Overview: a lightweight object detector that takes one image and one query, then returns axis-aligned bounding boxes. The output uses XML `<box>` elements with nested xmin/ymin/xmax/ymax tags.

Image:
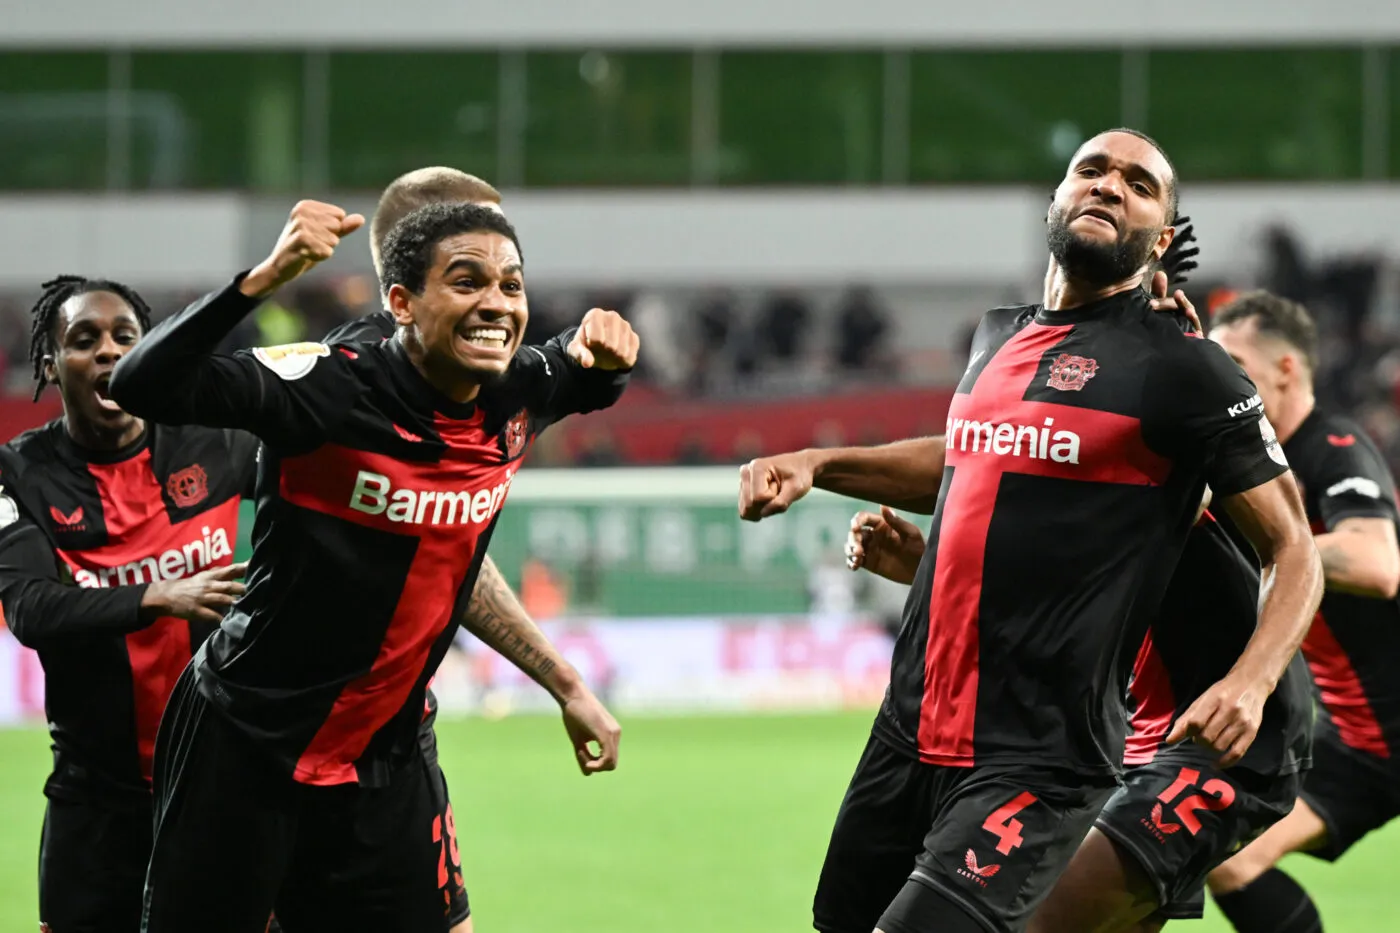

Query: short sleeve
<box><xmin>1143</xmin><ymin>337</ymin><xmax>1290</xmax><ymax>496</ymax></box>
<box><xmin>1306</xmin><ymin>430</ymin><xmax>1399</xmax><ymax>529</ymax></box>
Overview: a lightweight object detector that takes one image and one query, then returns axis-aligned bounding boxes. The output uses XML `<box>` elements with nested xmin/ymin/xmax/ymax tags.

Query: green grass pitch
<box><xmin>0</xmin><ymin>712</ymin><xmax>1395</xmax><ymax>931</ymax></box>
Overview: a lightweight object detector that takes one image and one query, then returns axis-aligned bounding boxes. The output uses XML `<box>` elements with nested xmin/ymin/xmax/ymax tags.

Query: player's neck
<box><xmin>397</xmin><ymin>334</ymin><xmax>483</xmax><ymax>405</ymax></box>
<box><xmin>1042</xmin><ymin>264</ymin><xmax>1146</xmax><ymax>311</ymax></box>
<box><xmin>1269</xmin><ymin>390</ymin><xmax>1315</xmax><ymax>446</ymax></box>
<box><xmin>62</xmin><ymin>412</ymin><xmax>145</xmax><ymax>452</ymax></box>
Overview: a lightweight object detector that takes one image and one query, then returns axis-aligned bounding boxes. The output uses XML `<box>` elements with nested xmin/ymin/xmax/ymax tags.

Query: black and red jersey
<box><xmin>109</xmin><ymin>277</ymin><xmax>628</xmax><ymax>787</ymax></box>
<box><xmin>1284</xmin><ymin>408</ymin><xmax>1400</xmax><ymax>761</ymax></box>
<box><xmin>872</xmin><ymin>291</ymin><xmax>1289</xmax><ymax>775</ymax></box>
<box><xmin>1123</xmin><ymin>512</ymin><xmax>1313</xmax><ymax>776</ymax></box>
<box><xmin>0</xmin><ymin>420</ymin><xmax>256</xmax><ymax>802</ymax></box>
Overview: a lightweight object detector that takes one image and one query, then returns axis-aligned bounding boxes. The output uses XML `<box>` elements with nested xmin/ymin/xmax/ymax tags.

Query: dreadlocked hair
<box><xmin>29</xmin><ymin>275</ymin><xmax>153</xmax><ymax>401</ymax></box>
<box><xmin>1158</xmin><ymin>215</ymin><xmax>1199</xmax><ymax>287</ymax></box>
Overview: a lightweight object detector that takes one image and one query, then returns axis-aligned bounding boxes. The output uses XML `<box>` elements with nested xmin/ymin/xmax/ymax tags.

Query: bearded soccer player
<box><xmin>111</xmin><ymin>200</ymin><xmax>636</xmax><ymax>933</ymax></box>
<box><xmin>1202</xmin><ymin>292</ymin><xmax>1400</xmax><ymax>933</ymax></box>
<box><xmin>738</xmin><ymin>129</ymin><xmax>1322</xmax><ymax>933</ymax></box>
<box><xmin>1026</xmin><ymin>229</ymin><xmax>1313</xmax><ymax>933</ymax></box>
<box><xmin>0</xmin><ymin>277</ymin><xmax>254</xmax><ymax>932</ymax></box>
<box><xmin>813</xmin><ymin>224</ymin><xmax>1314</xmax><ymax>933</ymax></box>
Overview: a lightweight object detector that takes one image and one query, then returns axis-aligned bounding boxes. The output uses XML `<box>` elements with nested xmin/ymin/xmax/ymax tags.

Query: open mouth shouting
<box><xmin>94</xmin><ymin>372</ymin><xmax>123</xmax><ymax>413</ymax></box>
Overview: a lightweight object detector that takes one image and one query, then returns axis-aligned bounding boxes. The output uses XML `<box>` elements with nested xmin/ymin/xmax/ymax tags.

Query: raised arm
<box><xmin>738</xmin><ymin>436</ymin><xmax>947</xmax><ymax>522</ymax></box>
<box><xmin>110</xmin><ymin>201</ymin><xmax>365</xmax><ymax>444</ymax></box>
<box><xmin>107</xmin><ymin>277</ymin><xmax>265</xmax><ymax>426</ymax></box>
<box><xmin>461</xmin><ymin>558</ymin><xmax>620</xmax><ymax>775</ymax></box>
<box><xmin>513</xmin><ymin>309</ymin><xmax>637</xmax><ymax>429</ymax></box>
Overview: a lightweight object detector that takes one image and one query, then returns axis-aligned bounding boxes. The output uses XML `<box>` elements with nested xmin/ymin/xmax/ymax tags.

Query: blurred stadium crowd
<box><xmin>5</xmin><ymin>221</ymin><xmax>1400</xmax><ymax>474</ymax></box>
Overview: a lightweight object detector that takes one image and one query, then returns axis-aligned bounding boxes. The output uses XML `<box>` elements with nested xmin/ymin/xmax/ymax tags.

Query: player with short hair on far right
<box><xmin>109</xmin><ymin>199</ymin><xmax>637</xmax><ymax>933</ymax></box>
<box><xmin>1204</xmin><ymin>291</ymin><xmax>1400</xmax><ymax>933</ymax></box>
<box><xmin>739</xmin><ymin>129</ymin><xmax>1323</xmax><ymax>933</ymax></box>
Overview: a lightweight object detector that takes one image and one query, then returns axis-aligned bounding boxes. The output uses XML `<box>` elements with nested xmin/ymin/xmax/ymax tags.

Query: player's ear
<box><xmin>386</xmin><ymin>284</ymin><xmax>416</xmax><ymax>327</ymax></box>
<box><xmin>42</xmin><ymin>354</ymin><xmax>58</xmax><ymax>387</ymax></box>
<box><xmin>1152</xmin><ymin>225</ymin><xmax>1176</xmax><ymax>263</ymax></box>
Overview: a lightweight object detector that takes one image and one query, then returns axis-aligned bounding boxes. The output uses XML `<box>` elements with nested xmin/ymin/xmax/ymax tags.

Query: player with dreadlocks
<box><xmin>841</xmin><ymin>219</ymin><xmax>1315</xmax><ymax>932</ymax></box>
<box><xmin>27</xmin><ymin>276</ymin><xmax>153</xmax><ymax>405</ymax></box>
<box><xmin>0</xmin><ymin>275</ymin><xmax>257</xmax><ymax>933</ymax></box>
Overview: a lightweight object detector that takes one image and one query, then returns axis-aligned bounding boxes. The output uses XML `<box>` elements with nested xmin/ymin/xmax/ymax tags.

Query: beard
<box><xmin>1046</xmin><ymin>203</ymin><xmax>1160</xmax><ymax>288</ymax></box>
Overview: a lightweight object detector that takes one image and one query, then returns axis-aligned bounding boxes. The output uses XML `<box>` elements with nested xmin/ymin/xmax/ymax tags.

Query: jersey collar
<box><xmin>381</xmin><ymin>338</ymin><xmax>480</xmax><ymax>421</ymax></box>
<box><xmin>51</xmin><ymin>419</ymin><xmax>150</xmax><ymax>465</ymax></box>
<box><xmin>1034</xmin><ymin>288</ymin><xmax>1147</xmax><ymax>326</ymax></box>
<box><xmin>1281</xmin><ymin>405</ymin><xmax>1322</xmax><ymax>453</ymax></box>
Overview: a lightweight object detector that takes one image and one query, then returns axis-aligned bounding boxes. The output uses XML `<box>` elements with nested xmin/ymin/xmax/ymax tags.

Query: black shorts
<box><xmin>38</xmin><ymin>793</ymin><xmax>152</xmax><ymax>933</ymax></box>
<box><xmin>427</xmin><ymin>756</ymin><xmax>471</xmax><ymax>926</ymax></box>
<box><xmin>1300</xmin><ymin>716</ymin><xmax>1400</xmax><ymax>862</ymax></box>
<box><xmin>1094</xmin><ymin>746</ymin><xmax>1298</xmax><ymax>921</ymax></box>
<box><xmin>813</xmin><ymin>731</ymin><xmax>1116</xmax><ymax>933</ymax></box>
<box><xmin>143</xmin><ymin>668</ymin><xmax>452</xmax><ymax>933</ymax></box>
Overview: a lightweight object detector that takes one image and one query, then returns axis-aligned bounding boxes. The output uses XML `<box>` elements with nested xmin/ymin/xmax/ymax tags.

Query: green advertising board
<box><xmin>235</xmin><ymin>467</ymin><xmax>884</xmax><ymax>617</ymax></box>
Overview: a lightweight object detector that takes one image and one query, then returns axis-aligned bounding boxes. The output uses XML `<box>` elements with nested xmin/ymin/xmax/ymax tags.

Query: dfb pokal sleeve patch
<box><xmin>1260</xmin><ymin>415</ymin><xmax>1289</xmax><ymax>467</ymax></box>
<box><xmin>253</xmin><ymin>343</ymin><xmax>331</xmax><ymax>381</ymax></box>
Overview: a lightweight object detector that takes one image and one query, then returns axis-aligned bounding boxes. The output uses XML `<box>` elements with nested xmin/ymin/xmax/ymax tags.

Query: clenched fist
<box><xmin>738</xmin><ymin>451</ymin><xmax>818</xmax><ymax>522</ymax></box>
<box><xmin>567</xmin><ymin>308</ymin><xmax>639</xmax><ymax>371</ymax></box>
<box><xmin>241</xmin><ymin>201</ymin><xmax>366</xmax><ymax>300</ymax></box>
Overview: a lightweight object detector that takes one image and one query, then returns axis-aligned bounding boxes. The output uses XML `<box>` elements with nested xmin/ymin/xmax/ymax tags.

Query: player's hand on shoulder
<box><xmin>738</xmin><ymin>452</ymin><xmax>817</xmax><ymax>522</ymax></box>
<box><xmin>560</xmin><ymin>687</ymin><xmax>621</xmax><ymax>776</ymax></box>
<box><xmin>242</xmin><ymin>200</ymin><xmax>366</xmax><ymax>299</ymax></box>
<box><xmin>1147</xmin><ymin>270</ymin><xmax>1202</xmax><ymax>334</ymax></box>
<box><xmin>1165</xmin><ymin>672</ymin><xmax>1267</xmax><ymax>767</ymax></box>
<box><xmin>140</xmin><ymin>562</ymin><xmax>248</xmax><ymax>625</ymax></box>
<box><xmin>845</xmin><ymin>506</ymin><xmax>925</xmax><ymax>585</ymax></box>
<box><xmin>566</xmin><ymin>308</ymin><xmax>639</xmax><ymax>371</ymax></box>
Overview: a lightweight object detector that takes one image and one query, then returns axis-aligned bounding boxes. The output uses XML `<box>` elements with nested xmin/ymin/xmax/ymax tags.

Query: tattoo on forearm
<box><xmin>464</xmin><ymin>560</ymin><xmax>557</xmax><ymax>679</ymax></box>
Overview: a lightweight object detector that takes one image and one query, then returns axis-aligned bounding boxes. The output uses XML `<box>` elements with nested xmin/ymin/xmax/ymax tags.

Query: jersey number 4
<box><xmin>981</xmin><ymin>791</ymin><xmax>1039</xmax><ymax>855</ymax></box>
<box><xmin>1156</xmin><ymin>767</ymin><xmax>1237</xmax><ymax>835</ymax></box>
